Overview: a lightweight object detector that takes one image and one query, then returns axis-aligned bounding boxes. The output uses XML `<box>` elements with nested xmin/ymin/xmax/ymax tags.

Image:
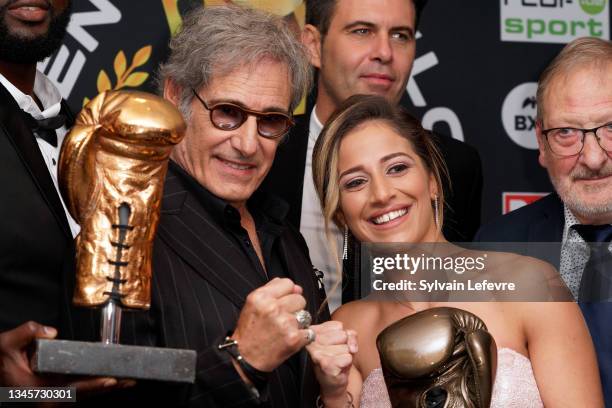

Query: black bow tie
<box><xmin>22</xmin><ymin>111</ymin><xmax>66</xmax><ymax>147</ymax></box>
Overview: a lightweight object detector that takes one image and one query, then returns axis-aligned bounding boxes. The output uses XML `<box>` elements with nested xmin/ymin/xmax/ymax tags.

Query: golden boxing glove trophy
<box><xmin>32</xmin><ymin>90</ymin><xmax>196</xmax><ymax>383</ymax></box>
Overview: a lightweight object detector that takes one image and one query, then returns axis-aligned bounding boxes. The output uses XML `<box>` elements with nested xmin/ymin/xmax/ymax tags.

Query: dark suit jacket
<box><xmin>0</xmin><ymin>82</ymin><xmax>73</xmax><ymax>331</ymax></box>
<box><xmin>65</xmin><ymin>163</ymin><xmax>329</xmax><ymax>407</ymax></box>
<box><xmin>475</xmin><ymin>192</ymin><xmax>564</xmax><ymax>243</ymax></box>
<box><xmin>475</xmin><ymin>193</ymin><xmax>611</xmax><ymax>405</ymax></box>
<box><xmin>474</xmin><ymin>193</ymin><xmax>564</xmax><ymax>267</ymax></box>
<box><xmin>262</xmin><ymin>111</ymin><xmax>484</xmax><ymax>243</ymax></box>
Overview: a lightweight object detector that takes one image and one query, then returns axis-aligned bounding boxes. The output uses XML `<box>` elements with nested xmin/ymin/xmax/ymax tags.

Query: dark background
<box><xmin>43</xmin><ymin>0</ymin><xmax>611</xmax><ymax>226</ymax></box>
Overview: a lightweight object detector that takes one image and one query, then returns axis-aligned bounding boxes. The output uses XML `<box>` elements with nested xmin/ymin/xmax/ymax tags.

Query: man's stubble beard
<box><xmin>550</xmin><ymin>161</ymin><xmax>612</xmax><ymax>219</ymax></box>
<box><xmin>0</xmin><ymin>0</ymin><xmax>72</xmax><ymax>64</ymax></box>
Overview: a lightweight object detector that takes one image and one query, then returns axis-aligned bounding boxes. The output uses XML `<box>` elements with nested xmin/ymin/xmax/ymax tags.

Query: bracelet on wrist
<box><xmin>316</xmin><ymin>391</ymin><xmax>355</xmax><ymax>408</ymax></box>
<box><xmin>218</xmin><ymin>333</ymin><xmax>269</xmax><ymax>392</ymax></box>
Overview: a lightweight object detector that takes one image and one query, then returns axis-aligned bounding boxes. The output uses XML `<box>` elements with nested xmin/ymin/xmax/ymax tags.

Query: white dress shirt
<box><xmin>300</xmin><ymin>106</ymin><xmax>343</xmax><ymax>311</ymax></box>
<box><xmin>559</xmin><ymin>204</ymin><xmax>612</xmax><ymax>299</ymax></box>
<box><xmin>0</xmin><ymin>71</ymin><xmax>80</xmax><ymax>237</ymax></box>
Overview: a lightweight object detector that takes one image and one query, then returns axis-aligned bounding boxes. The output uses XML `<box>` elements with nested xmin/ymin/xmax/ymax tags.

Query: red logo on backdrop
<box><xmin>502</xmin><ymin>192</ymin><xmax>549</xmax><ymax>214</ymax></box>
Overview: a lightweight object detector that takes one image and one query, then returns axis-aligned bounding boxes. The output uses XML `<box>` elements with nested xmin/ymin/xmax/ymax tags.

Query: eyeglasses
<box><xmin>541</xmin><ymin>122</ymin><xmax>612</xmax><ymax>157</ymax></box>
<box><xmin>192</xmin><ymin>89</ymin><xmax>294</xmax><ymax>139</ymax></box>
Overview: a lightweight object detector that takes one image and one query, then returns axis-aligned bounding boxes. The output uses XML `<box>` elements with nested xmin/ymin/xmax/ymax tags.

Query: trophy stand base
<box><xmin>32</xmin><ymin>339</ymin><xmax>196</xmax><ymax>383</ymax></box>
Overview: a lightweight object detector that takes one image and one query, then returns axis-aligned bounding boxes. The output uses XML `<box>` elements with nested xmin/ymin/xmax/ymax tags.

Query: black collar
<box><xmin>169</xmin><ymin>160</ymin><xmax>289</xmax><ymax>231</ymax></box>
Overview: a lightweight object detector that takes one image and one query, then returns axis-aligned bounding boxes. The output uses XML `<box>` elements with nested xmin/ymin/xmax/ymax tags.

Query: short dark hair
<box><xmin>306</xmin><ymin>0</ymin><xmax>427</xmax><ymax>35</ymax></box>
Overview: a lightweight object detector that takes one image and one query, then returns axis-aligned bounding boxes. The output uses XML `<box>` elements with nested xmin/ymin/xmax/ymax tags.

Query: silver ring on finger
<box><xmin>305</xmin><ymin>328</ymin><xmax>316</xmax><ymax>344</ymax></box>
<box><xmin>295</xmin><ymin>309</ymin><xmax>312</xmax><ymax>329</ymax></box>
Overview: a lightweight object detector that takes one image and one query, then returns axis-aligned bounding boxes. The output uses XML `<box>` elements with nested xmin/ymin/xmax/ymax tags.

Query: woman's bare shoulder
<box><xmin>331</xmin><ymin>299</ymin><xmax>381</xmax><ymax>331</ymax></box>
<box><xmin>472</xmin><ymin>250</ymin><xmax>572</xmax><ymax>301</ymax></box>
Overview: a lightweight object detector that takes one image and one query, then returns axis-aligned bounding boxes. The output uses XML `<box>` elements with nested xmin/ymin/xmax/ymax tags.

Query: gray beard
<box><xmin>550</xmin><ymin>164</ymin><xmax>612</xmax><ymax>218</ymax></box>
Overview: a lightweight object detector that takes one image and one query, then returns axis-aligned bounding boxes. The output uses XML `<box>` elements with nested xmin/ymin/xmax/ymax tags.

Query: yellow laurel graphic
<box><xmin>207</xmin><ymin>0</ymin><xmax>301</xmax><ymax>15</ymax></box>
<box><xmin>114</xmin><ymin>51</ymin><xmax>127</xmax><ymax>79</ymax></box>
<box><xmin>163</xmin><ymin>1</ymin><xmax>303</xmax><ymax>36</ymax></box>
<box><xmin>84</xmin><ymin>46</ymin><xmax>153</xmax><ymax>106</ymax></box>
<box><xmin>161</xmin><ymin>0</ymin><xmax>182</xmax><ymax>35</ymax></box>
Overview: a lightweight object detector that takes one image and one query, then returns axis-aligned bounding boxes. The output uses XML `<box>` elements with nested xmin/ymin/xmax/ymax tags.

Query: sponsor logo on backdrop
<box><xmin>407</xmin><ymin>32</ymin><xmax>464</xmax><ymax>141</ymax></box>
<box><xmin>82</xmin><ymin>46</ymin><xmax>153</xmax><ymax>106</ymax></box>
<box><xmin>38</xmin><ymin>0</ymin><xmax>122</xmax><ymax>99</ymax></box>
<box><xmin>502</xmin><ymin>192</ymin><xmax>548</xmax><ymax>214</ymax></box>
<box><xmin>502</xmin><ymin>82</ymin><xmax>539</xmax><ymax>149</ymax></box>
<box><xmin>501</xmin><ymin>0</ymin><xmax>610</xmax><ymax>44</ymax></box>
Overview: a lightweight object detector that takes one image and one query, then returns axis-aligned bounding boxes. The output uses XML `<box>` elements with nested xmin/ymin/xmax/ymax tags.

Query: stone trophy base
<box><xmin>32</xmin><ymin>339</ymin><xmax>196</xmax><ymax>383</ymax></box>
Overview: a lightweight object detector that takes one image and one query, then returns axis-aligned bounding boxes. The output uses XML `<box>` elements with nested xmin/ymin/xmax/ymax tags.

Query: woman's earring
<box><xmin>433</xmin><ymin>195</ymin><xmax>440</xmax><ymax>230</ymax></box>
<box><xmin>342</xmin><ymin>225</ymin><xmax>348</xmax><ymax>260</ymax></box>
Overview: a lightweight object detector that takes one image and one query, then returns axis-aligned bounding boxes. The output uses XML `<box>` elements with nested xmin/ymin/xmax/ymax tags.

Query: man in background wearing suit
<box><xmin>476</xmin><ymin>37</ymin><xmax>612</xmax><ymax>402</ymax></box>
<box><xmin>263</xmin><ymin>0</ymin><xmax>483</xmax><ymax>310</ymax></box>
<box><xmin>0</xmin><ymin>0</ymin><xmax>119</xmax><ymax>393</ymax></box>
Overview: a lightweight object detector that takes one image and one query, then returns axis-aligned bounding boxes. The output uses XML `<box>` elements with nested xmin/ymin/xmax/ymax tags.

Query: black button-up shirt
<box><xmin>173</xmin><ymin>163</ymin><xmax>301</xmax><ymax>403</ymax></box>
<box><xmin>176</xmin><ymin>163</ymin><xmax>293</xmax><ymax>281</ymax></box>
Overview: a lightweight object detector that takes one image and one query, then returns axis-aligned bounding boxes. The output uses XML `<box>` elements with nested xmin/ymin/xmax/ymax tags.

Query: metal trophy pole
<box><xmin>100</xmin><ymin>300</ymin><xmax>122</xmax><ymax>344</ymax></box>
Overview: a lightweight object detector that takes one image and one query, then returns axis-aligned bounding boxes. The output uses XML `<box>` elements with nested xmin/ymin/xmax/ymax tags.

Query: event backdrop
<box><xmin>43</xmin><ymin>0</ymin><xmax>611</xmax><ymax>225</ymax></box>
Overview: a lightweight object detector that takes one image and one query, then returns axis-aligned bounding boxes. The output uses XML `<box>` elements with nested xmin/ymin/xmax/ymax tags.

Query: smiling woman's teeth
<box><xmin>372</xmin><ymin>208</ymin><xmax>407</xmax><ymax>225</ymax></box>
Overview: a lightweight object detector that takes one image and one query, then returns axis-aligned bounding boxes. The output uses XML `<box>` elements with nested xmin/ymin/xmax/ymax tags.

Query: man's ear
<box><xmin>535</xmin><ymin>120</ymin><xmax>548</xmax><ymax>169</ymax></box>
<box><xmin>163</xmin><ymin>78</ymin><xmax>182</xmax><ymax>107</ymax></box>
<box><xmin>302</xmin><ymin>24</ymin><xmax>322</xmax><ymax>69</ymax></box>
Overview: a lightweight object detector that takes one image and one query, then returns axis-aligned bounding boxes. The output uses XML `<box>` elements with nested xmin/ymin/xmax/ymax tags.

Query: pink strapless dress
<box><xmin>360</xmin><ymin>348</ymin><xmax>543</xmax><ymax>408</ymax></box>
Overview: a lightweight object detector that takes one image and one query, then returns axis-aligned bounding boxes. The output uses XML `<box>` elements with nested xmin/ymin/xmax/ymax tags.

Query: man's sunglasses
<box><xmin>192</xmin><ymin>89</ymin><xmax>294</xmax><ymax>139</ymax></box>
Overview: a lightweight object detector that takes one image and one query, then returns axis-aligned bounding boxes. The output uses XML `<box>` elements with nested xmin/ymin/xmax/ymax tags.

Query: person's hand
<box><xmin>232</xmin><ymin>278</ymin><xmax>311</xmax><ymax>372</ymax></box>
<box><xmin>1</xmin><ymin>321</ymin><xmax>64</xmax><ymax>387</ymax></box>
<box><xmin>0</xmin><ymin>321</ymin><xmax>134</xmax><ymax>394</ymax></box>
<box><xmin>306</xmin><ymin>321</ymin><xmax>358</xmax><ymax>403</ymax></box>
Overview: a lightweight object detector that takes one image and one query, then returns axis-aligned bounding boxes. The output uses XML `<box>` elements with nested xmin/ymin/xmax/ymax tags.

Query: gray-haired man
<box><xmin>70</xmin><ymin>5</ymin><xmax>331</xmax><ymax>407</ymax></box>
<box><xmin>476</xmin><ymin>37</ymin><xmax>612</xmax><ymax>402</ymax></box>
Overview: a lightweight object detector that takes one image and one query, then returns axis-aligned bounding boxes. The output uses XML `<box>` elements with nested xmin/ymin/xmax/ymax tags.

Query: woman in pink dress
<box><xmin>304</xmin><ymin>95</ymin><xmax>603</xmax><ymax>407</ymax></box>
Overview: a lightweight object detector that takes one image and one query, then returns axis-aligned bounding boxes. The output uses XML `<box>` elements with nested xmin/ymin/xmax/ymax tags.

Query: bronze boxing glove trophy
<box><xmin>377</xmin><ymin>307</ymin><xmax>497</xmax><ymax>408</ymax></box>
<box><xmin>32</xmin><ymin>91</ymin><xmax>196</xmax><ymax>383</ymax></box>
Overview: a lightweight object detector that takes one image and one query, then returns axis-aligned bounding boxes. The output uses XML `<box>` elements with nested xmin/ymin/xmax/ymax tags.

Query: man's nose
<box><xmin>230</xmin><ymin>116</ymin><xmax>258</xmax><ymax>157</ymax></box>
<box><xmin>579</xmin><ymin>131</ymin><xmax>609</xmax><ymax>171</ymax></box>
<box><xmin>371</xmin><ymin>34</ymin><xmax>393</xmax><ymax>63</ymax></box>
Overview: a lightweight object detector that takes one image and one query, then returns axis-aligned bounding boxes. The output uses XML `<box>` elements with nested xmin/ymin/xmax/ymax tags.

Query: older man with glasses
<box><xmin>540</xmin><ymin>123</ymin><xmax>612</xmax><ymax>161</ymax></box>
<box><xmin>66</xmin><ymin>5</ymin><xmax>361</xmax><ymax>407</ymax></box>
<box><xmin>476</xmin><ymin>37</ymin><xmax>612</xmax><ymax>402</ymax></box>
<box><xmin>190</xmin><ymin>89</ymin><xmax>296</xmax><ymax>138</ymax></box>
